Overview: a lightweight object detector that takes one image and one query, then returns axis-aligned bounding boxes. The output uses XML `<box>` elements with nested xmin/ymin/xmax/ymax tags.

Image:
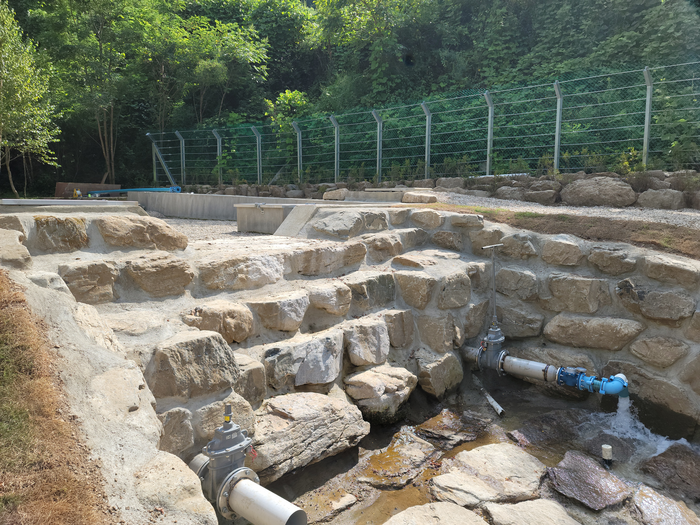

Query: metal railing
<box><xmin>147</xmin><ymin>61</ymin><xmax>700</xmax><ymax>187</ymax></box>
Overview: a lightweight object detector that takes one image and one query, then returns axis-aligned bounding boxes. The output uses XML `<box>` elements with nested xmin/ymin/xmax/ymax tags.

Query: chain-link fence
<box><xmin>147</xmin><ymin>61</ymin><xmax>700</xmax><ymax>187</ymax></box>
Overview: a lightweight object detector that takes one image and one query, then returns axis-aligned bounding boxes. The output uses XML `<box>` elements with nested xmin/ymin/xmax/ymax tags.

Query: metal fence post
<box><xmin>175</xmin><ymin>130</ymin><xmax>186</xmax><ymax>185</ymax></box>
<box><xmin>251</xmin><ymin>126</ymin><xmax>262</xmax><ymax>185</ymax></box>
<box><xmin>484</xmin><ymin>91</ymin><xmax>494</xmax><ymax>176</ymax></box>
<box><xmin>291</xmin><ymin>122</ymin><xmax>303</xmax><ymax>184</ymax></box>
<box><xmin>146</xmin><ymin>133</ymin><xmax>177</xmax><ymax>187</ymax></box>
<box><xmin>643</xmin><ymin>67</ymin><xmax>653</xmax><ymax>167</ymax></box>
<box><xmin>553</xmin><ymin>81</ymin><xmax>563</xmax><ymax>172</ymax></box>
<box><xmin>421</xmin><ymin>102</ymin><xmax>432</xmax><ymax>178</ymax></box>
<box><xmin>372</xmin><ymin>110</ymin><xmax>383</xmax><ymax>183</ymax></box>
<box><xmin>212</xmin><ymin>129</ymin><xmax>223</xmax><ymax>186</ymax></box>
<box><xmin>151</xmin><ymin>142</ymin><xmax>157</xmax><ymax>185</ymax></box>
<box><xmin>329</xmin><ymin>115</ymin><xmax>340</xmax><ymax>183</ymax></box>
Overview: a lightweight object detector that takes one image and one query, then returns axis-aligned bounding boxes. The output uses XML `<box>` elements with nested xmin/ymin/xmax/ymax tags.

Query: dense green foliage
<box><xmin>2</xmin><ymin>0</ymin><xmax>700</xmax><ymax>193</ymax></box>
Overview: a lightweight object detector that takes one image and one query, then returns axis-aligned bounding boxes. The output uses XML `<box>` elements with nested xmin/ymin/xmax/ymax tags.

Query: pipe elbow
<box><xmin>598</xmin><ymin>375</ymin><xmax>629</xmax><ymax>397</ymax></box>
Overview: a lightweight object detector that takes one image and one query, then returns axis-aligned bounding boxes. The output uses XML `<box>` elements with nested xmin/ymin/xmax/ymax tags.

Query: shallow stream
<box><xmin>266</xmin><ymin>372</ymin><xmax>700</xmax><ymax>524</ymax></box>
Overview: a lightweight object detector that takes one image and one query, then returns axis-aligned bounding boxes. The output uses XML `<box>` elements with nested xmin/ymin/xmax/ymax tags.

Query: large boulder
<box><xmin>523</xmin><ymin>190</ymin><xmax>558</xmax><ymax>205</ymax></box>
<box><xmin>0</xmin><ymin>215</ymin><xmax>25</xmax><ymax>238</ymax></box>
<box><xmin>541</xmin><ymin>235</ymin><xmax>584</xmax><ymax>266</ymax></box>
<box><xmin>182</xmin><ymin>300</ymin><xmax>254</xmax><ymax>343</ymax></box>
<box><xmin>540</xmin><ymin>273</ymin><xmax>611</xmax><ymax>313</ymax></box>
<box><xmin>145</xmin><ymin>331</ymin><xmax>239</xmax><ymax>399</ymax></box>
<box><xmin>560</xmin><ymin>177</ymin><xmax>637</xmax><ymax>207</ymax></box>
<box><xmin>416</xmin><ymin>349</ymin><xmax>463</xmax><ymax>398</ymax></box>
<box><xmin>616</xmin><ymin>279</ymin><xmax>695</xmax><ymax>327</ymax></box>
<box><xmin>450</xmin><ymin>214</ymin><xmax>484</xmax><ymax>230</ymax></box>
<box><xmin>95</xmin><ymin>216</ymin><xmax>188</xmax><ymax>250</ymax></box>
<box><xmin>125</xmin><ymin>253</ymin><xmax>194</xmax><ymax>297</ymax></box>
<box><xmin>431</xmin><ymin>231</ymin><xmax>463</xmax><ymax>251</ymax></box>
<box><xmin>395</xmin><ymin>271</ymin><xmax>437</xmax><ymax>309</ymax></box>
<box><xmin>249</xmin><ymin>393</ymin><xmax>370</xmax><ymax>484</ymax></box>
<box><xmin>343</xmin><ymin>318</ymin><xmax>390</xmax><ymax>366</ymax></box>
<box><xmin>0</xmin><ymin>229</ymin><xmax>31</xmax><ymax>269</ymax></box>
<box><xmin>198</xmin><ymin>254</ymin><xmax>284</xmax><ymax>291</ymax></box>
<box><xmin>629</xmin><ymin>337</ymin><xmax>689</xmax><ymax>369</ymax></box>
<box><xmin>436</xmin><ymin>177</ymin><xmax>466</xmax><ymax>189</ymax></box>
<box><xmin>431</xmin><ymin>443</ymin><xmax>546</xmax><ymax>507</ymax></box>
<box><xmin>248</xmin><ymin>291</ymin><xmax>310</xmax><ymax>332</ymax></box>
<box><xmin>397</xmin><ymin>227</ymin><xmax>430</xmax><ymax>249</ymax></box>
<box><xmin>469</xmin><ymin>226</ymin><xmax>504</xmax><ymax>252</ymax></box>
<box><xmin>389</xmin><ymin>208</ymin><xmax>410</xmax><ymax>225</ymax></box>
<box><xmin>307</xmin><ymin>281</ymin><xmax>352</xmax><ymax>316</ymax></box>
<box><xmin>633</xmin><ymin>484</ymin><xmax>700</xmax><ymax>525</ymax></box>
<box><xmin>438</xmin><ymin>272</ymin><xmax>471</xmax><ymax>309</ymax></box>
<box><xmin>496</xmin><ymin>268</ymin><xmax>538</xmax><ymax>301</ymax></box>
<box><xmin>384</xmin><ymin>503</ymin><xmax>485</xmax><ymax>525</ymax></box>
<box><xmin>485</xmin><ymin>500</ymin><xmax>579</xmax><ymax>525</ymax></box>
<box><xmin>643</xmin><ymin>255</ymin><xmax>700</xmax><ymax>288</ymax></box>
<box><xmin>312</xmin><ymin>211</ymin><xmax>364</xmax><ymax>238</ymax></box>
<box><xmin>58</xmin><ymin>260</ymin><xmax>119</xmax><ymax>304</ymax></box>
<box><xmin>495</xmin><ymin>186</ymin><xmax>525</xmax><ymax>201</ymax></box>
<box><xmin>402</xmin><ymin>192</ymin><xmax>437</xmax><ymax>204</ymax></box>
<box><xmin>588</xmin><ymin>247</ymin><xmax>636</xmax><ymax>275</ymax></box>
<box><xmin>344</xmin><ymin>365</ymin><xmax>417</xmax><ymax>423</ymax></box>
<box><xmin>637</xmin><ymin>189</ymin><xmax>685</xmax><ymax>210</ymax></box>
<box><xmin>548</xmin><ymin>451</ymin><xmax>632</xmax><ymax>510</ymax></box>
<box><xmin>264</xmin><ymin>329</ymin><xmax>344</xmax><ymax>388</ymax></box>
<box><xmin>544</xmin><ymin>314</ymin><xmax>645</xmax><ymax>350</ymax></box>
<box><xmin>530</xmin><ymin>180</ymin><xmax>562</xmax><ymax>192</ymax></box>
<box><xmin>34</xmin><ymin>216</ymin><xmax>89</xmax><ymax>252</ymax></box>
<box><xmin>341</xmin><ymin>271</ymin><xmax>396</xmax><ymax>310</ymax></box>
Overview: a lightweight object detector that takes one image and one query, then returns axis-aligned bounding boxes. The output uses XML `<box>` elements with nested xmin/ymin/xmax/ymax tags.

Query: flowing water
<box><xmin>265</xmin><ymin>375</ymin><xmax>700</xmax><ymax>524</ymax></box>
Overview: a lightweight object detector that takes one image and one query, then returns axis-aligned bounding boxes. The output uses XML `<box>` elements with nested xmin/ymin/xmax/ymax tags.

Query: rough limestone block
<box><xmin>395</xmin><ymin>271</ymin><xmax>437</xmax><ymax>309</ymax></box>
<box><xmin>198</xmin><ymin>254</ymin><xmax>284</xmax><ymax>291</ymax></box>
<box><xmin>34</xmin><ymin>216</ymin><xmax>89</xmax><ymax>252</ymax></box>
<box><xmin>540</xmin><ymin>273</ymin><xmax>611</xmax><ymax>313</ymax></box>
<box><xmin>145</xmin><ymin>331</ymin><xmax>240</xmax><ymax>399</ymax></box>
<box><xmin>0</xmin><ymin>229</ymin><xmax>31</xmax><ymax>269</ymax></box>
<box><xmin>361</xmin><ymin>232</ymin><xmax>403</xmax><ymax>262</ymax></box>
<box><xmin>450</xmin><ymin>214</ymin><xmax>484</xmax><ymax>230</ymax></box>
<box><xmin>125</xmin><ymin>253</ymin><xmax>194</xmax><ymax>297</ymax></box>
<box><xmin>343</xmin><ymin>319</ymin><xmax>390</xmax><ymax>366</ymax></box>
<box><xmin>437</xmin><ymin>272</ymin><xmax>471</xmax><ymax>309</ymax></box>
<box><xmin>384</xmin><ymin>503</ymin><xmax>485</xmax><ymax>525</ymax></box>
<box><xmin>95</xmin><ymin>216</ymin><xmax>188</xmax><ymax>250</ymax></box>
<box><xmin>323</xmin><ymin>188</ymin><xmax>348</xmax><ymax>200</ymax></box>
<box><xmin>342</xmin><ymin>272</ymin><xmax>396</xmax><ymax>310</ymax></box>
<box><xmin>616</xmin><ymin>278</ymin><xmax>695</xmax><ymax>327</ymax></box>
<box><xmin>544</xmin><ymin>314</ymin><xmax>645</xmax><ymax>351</ymax></box>
<box><xmin>588</xmin><ymin>248</ymin><xmax>636</xmax><ymax>275</ymax></box>
<box><xmin>384</xmin><ymin>310</ymin><xmax>415</xmax><ymax>348</ymax></box>
<box><xmin>431</xmin><ymin>231</ymin><xmax>463</xmax><ymax>251</ymax></box>
<box><xmin>496</xmin><ymin>268</ymin><xmax>537</xmax><ymax>301</ymax></box>
<box><xmin>158</xmin><ymin>407</ymin><xmax>194</xmax><ymax>456</ymax></box>
<box><xmin>560</xmin><ymin>177</ymin><xmax>637</xmax><ymax>207</ymax></box>
<box><xmin>0</xmin><ymin>216</ymin><xmax>25</xmax><ymax>239</ymax></box>
<box><xmin>644</xmin><ymin>255</ymin><xmax>700</xmax><ymax>288</ymax></box>
<box><xmin>417</xmin><ymin>314</ymin><xmax>455</xmax><ymax>353</ymax></box>
<box><xmin>182</xmin><ymin>300</ymin><xmax>254</xmax><ymax>343</ymax></box>
<box><xmin>629</xmin><ymin>337</ymin><xmax>689</xmax><ymax>369</ymax></box>
<box><xmin>233</xmin><ymin>353</ymin><xmax>266</xmax><ymax>406</ymax></box>
<box><xmin>497</xmin><ymin>305</ymin><xmax>544</xmax><ymax>338</ymax></box>
<box><xmin>388</xmin><ymin>208</ymin><xmax>410</xmax><ymax>225</ymax></box>
<box><xmin>542</xmin><ymin>234</ymin><xmax>584</xmax><ymax>266</ymax></box>
<box><xmin>468</xmin><ymin>225</ymin><xmax>504</xmax><ymax>252</ymax></box>
<box><xmin>248</xmin><ymin>291</ymin><xmax>310</xmax><ymax>332</ymax></box>
<box><xmin>500</xmin><ymin>233</ymin><xmax>538</xmax><ymax>259</ymax></box>
<box><xmin>464</xmin><ymin>300</ymin><xmax>490</xmax><ymax>338</ymax></box>
<box><xmin>58</xmin><ymin>260</ymin><xmax>119</xmax><ymax>304</ymax></box>
<box><xmin>307</xmin><ymin>281</ymin><xmax>352</xmax><ymax>316</ymax></box>
<box><xmin>410</xmin><ymin>209</ymin><xmax>445</xmax><ymax>230</ymax></box>
<box><xmin>397</xmin><ymin>228</ymin><xmax>429</xmax><ymax>249</ymax></box>
<box><xmin>193</xmin><ymin>391</ymin><xmax>254</xmax><ymax>440</ymax></box>
<box><xmin>402</xmin><ymin>192</ymin><xmax>437</xmax><ymax>203</ymax></box>
<box><xmin>265</xmin><ymin>329</ymin><xmax>344</xmax><ymax>388</ymax></box>
<box><xmin>416</xmin><ymin>349</ymin><xmax>463</xmax><ymax>398</ymax></box>
<box><xmin>344</xmin><ymin>365</ymin><xmax>417</xmax><ymax>423</ymax></box>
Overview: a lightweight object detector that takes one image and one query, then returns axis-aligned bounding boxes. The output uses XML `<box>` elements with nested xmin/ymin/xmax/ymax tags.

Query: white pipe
<box><xmin>229</xmin><ymin>479</ymin><xmax>307</xmax><ymax>525</ymax></box>
<box><xmin>502</xmin><ymin>356</ymin><xmax>558</xmax><ymax>383</ymax></box>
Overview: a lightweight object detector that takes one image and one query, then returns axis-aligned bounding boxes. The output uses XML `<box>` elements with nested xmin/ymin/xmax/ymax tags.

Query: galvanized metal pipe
<box><xmin>501</xmin><ymin>356</ymin><xmax>558</xmax><ymax>383</ymax></box>
<box><xmin>372</xmin><ymin>109</ymin><xmax>383</xmax><ymax>182</ymax></box>
<box><xmin>484</xmin><ymin>91</ymin><xmax>494</xmax><ymax>176</ymax></box>
<box><xmin>421</xmin><ymin>102</ymin><xmax>432</xmax><ymax>178</ymax></box>
<box><xmin>643</xmin><ymin>67</ymin><xmax>653</xmax><ymax>167</ymax></box>
<box><xmin>291</xmin><ymin>121</ymin><xmax>303</xmax><ymax>182</ymax></box>
<box><xmin>553</xmin><ymin>80</ymin><xmax>563</xmax><ymax>172</ymax></box>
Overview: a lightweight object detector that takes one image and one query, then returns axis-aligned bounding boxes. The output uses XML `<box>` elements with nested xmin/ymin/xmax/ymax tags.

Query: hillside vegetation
<box><xmin>1</xmin><ymin>0</ymin><xmax>699</xmax><ymax>193</ymax></box>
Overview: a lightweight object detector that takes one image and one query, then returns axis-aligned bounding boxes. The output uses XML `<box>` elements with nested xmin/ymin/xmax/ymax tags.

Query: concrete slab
<box><xmin>274</xmin><ymin>205</ymin><xmax>318</xmax><ymax>237</ymax></box>
<box><xmin>0</xmin><ymin>203</ymin><xmax>147</xmax><ymax>215</ymax></box>
<box><xmin>235</xmin><ymin>204</ymin><xmax>296</xmax><ymax>234</ymax></box>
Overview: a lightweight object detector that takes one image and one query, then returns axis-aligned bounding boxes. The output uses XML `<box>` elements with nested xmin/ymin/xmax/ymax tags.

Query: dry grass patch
<box><xmin>398</xmin><ymin>203</ymin><xmax>700</xmax><ymax>260</ymax></box>
<box><xmin>0</xmin><ymin>271</ymin><xmax>114</xmax><ymax>525</ymax></box>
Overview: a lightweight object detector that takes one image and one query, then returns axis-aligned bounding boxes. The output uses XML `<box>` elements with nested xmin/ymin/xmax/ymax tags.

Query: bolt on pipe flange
<box><xmin>217</xmin><ymin>467</ymin><xmax>260</xmax><ymax>520</ymax></box>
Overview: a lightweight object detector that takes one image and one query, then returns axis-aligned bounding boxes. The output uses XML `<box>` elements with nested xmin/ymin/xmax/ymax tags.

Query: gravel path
<box><xmin>437</xmin><ymin>192</ymin><xmax>700</xmax><ymax>230</ymax></box>
<box><xmin>162</xmin><ymin>218</ymin><xmax>247</xmax><ymax>241</ymax></box>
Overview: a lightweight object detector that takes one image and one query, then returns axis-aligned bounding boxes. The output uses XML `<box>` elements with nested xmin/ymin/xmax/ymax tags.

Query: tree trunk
<box><xmin>5</xmin><ymin>146</ymin><xmax>19</xmax><ymax>199</ymax></box>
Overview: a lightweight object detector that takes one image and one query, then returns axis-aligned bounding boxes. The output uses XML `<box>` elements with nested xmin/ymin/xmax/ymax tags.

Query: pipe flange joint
<box><xmin>216</xmin><ymin>467</ymin><xmax>260</xmax><ymax>520</ymax></box>
<box><xmin>496</xmin><ymin>350</ymin><xmax>509</xmax><ymax>376</ymax></box>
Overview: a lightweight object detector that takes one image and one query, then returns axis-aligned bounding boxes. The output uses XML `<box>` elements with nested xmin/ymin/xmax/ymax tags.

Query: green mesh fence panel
<box><xmin>148</xmin><ymin>61</ymin><xmax>700</xmax><ymax>186</ymax></box>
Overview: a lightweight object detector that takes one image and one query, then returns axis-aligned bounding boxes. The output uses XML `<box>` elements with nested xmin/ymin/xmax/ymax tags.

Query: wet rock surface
<box><xmin>415</xmin><ymin>409</ymin><xmax>489</xmax><ymax>448</ymax></box>
<box><xmin>548</xmin><ymin>451</ymin><xmax>632</xmax><ymax>510</ymax></box>
<box><xmin>641</xmin><ymin>443</ymin><xmax>700</xmax><ymax>502</ymax></box>
<box><xmin>633</xmin><ymin>484</ymin><xmax>700</xmax><ymax>525</ymax></box>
